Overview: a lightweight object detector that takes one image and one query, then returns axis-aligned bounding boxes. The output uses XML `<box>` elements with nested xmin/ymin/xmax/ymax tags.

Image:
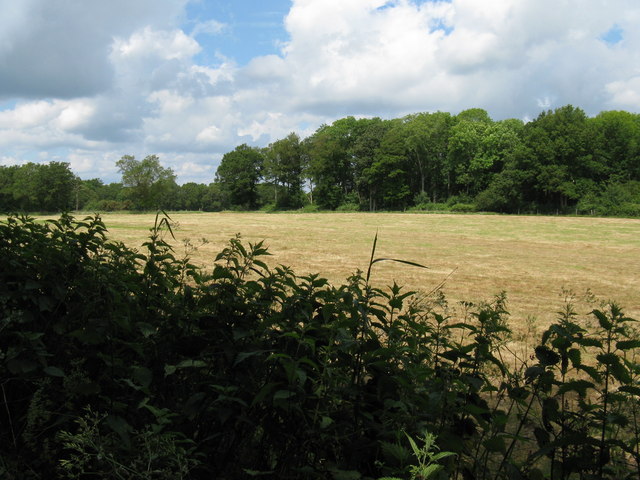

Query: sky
<box><xmin>1</xmin><ymin>0</ymin><xmax>640</xmax><ymax>184</ymax></box>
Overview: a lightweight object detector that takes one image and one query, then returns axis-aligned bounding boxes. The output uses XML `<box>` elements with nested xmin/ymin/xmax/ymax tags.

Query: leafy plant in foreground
<box><xmin>2</xmin><ymin>213</ymin><xmax>640</xmax><ymax>479</ymax></box>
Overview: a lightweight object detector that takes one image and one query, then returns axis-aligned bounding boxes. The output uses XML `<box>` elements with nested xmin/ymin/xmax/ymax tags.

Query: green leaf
<box><xmin>533</xmin><ymin>427</ymin><xmax>550</xmax><ymax>449</ymax></box>
<box><xmin>320</xmin><ymin>416</ymin><xmax>334</xmax><ymax>429</ymax></box>
<box><xmin>234</xmin><ymin>350</ymin><xmax>267</xmax><ymax>366</ymax></box>
<box><xmin>592</xmin><ymin>309</ymin><xmax>613</xmax><ymax>330</ymax></box>
<box><xmin>483</xmin><ymin>435</ymin><xmax>506</xmax><ymax>453</ymax></box>
<box><xmin>578</xmin><ymin>364</ymin><xmax>602</xmax><ymax>382</ymax></box>
<box><xmin>44</xmin><ymin>366</ymin><xmax>65</xmax><ymax>377</ymax></box>
<box><xmin>406</xmin><ymin>433</ymin><xmax>420</xmax><ymax>457</ymax></box>
<box><xmin>251</xmin><ymin>382</ymin><xmax>278</xmax><ymax>407</ymax></box>
<box><xmin>535</xmin><ymin>346</ymin><xmax>560</xmax><ymax>366</ymax></box>
<box><xmin>132</xmin><ymin>366</ymin><xmax>152</xmax><ymax>388</ymax></box>
<box><xmin>618</xmin><ymin>385</ymin><xmax>640</xmax><ymax>396</ymax></box>
<box><xmin>7</xmin><ymin>358</ymin><xmax>38</xmax><ymax>375</ymax></box>
<box><xmin>557</xmin><ymin>379</ymin><xmax>595</xmax><ymax>397</ymax></box>
<box><xmin>243</xmin><ymin>469</ymin><xmax>275</xmax><ymax>476</ymax></box>
<box><xmin>577</xmin><ymin>337</ymin><xmax>603</xmax><ymax>348</ymax></box>
<box><xmin>329</xmin><ymin>469</ymin><xmax>361</xmax><ymax>480</ymax></box>
<box><xmin>610</xmin><ymin>361</ymin><xmax>632</xmax><ymax>384</ymax></box>
<box><xmin>105</xmin><ymin>415</ymin><xmax>133</xmax><ymax>449</ymax></box>
<box><xmin>524</xmin><ymin>366</ymin><xmax>545</xmax><ymax>382</ymax></box>
<box><xmin>176</xmin><ymin>359</ymin><xmax>207</xmax><ymax>368</ymax></box>
<box><xmin>430</xmin><ymin>451</ymin><xmax>456</xmax><ymax>462</ymax></box>
<box><xmin>597</xmin><ymin>353</ymin><xmax>620</xmax><ymax>366</ymax></box>
<box><xmin>183</xmin><ymin>392</ymin><xmax>207</xmax><ymax>418</ymax></box>
<box><xmin>380</xmin><ymin>441</ymin><xmax>411</xmax><ymax>463</ymax></box>
<box><xmin>616</xmin><ymin>340</ymin><xmax>640</xmax><ymax>351</ymax></box>
<box><xmin>567</xmin><ymin>348</ymin><xmax>581</xmax><ymax>367</ymax></box>
<box><xmin>415</xmin><ymin>464</ymin><xmax>442</xmax><ymax>478</ymax></box>
<box><xmin>137</xmin><ymin>322</ymin><xmax>156</xmax><ymax>337</ymax></box>
<box><xmin>607</xmin><ymin>412</ymin><xmax>629</xmax><ymax>427</ymax></box>
<box><xmin>273</xmin><ymin>390</ymin><xmax>296</xmax><ymax>401</ymax></box>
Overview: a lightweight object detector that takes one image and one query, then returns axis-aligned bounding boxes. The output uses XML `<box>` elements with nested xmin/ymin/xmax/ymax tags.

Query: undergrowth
<box><xmin>1</xmin><ymin>213</ymin><xmax>639</xmax><ymax>479</ymax></box>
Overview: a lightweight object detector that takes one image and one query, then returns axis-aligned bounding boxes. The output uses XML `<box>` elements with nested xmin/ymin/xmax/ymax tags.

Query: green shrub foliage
<box><xmin>1</xmin><ymin>214</ymin><xmax>640</xmax><ymax>479</ymax></box>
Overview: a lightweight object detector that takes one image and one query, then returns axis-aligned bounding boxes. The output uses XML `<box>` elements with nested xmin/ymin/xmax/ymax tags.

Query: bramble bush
<box><xmin>1</xmin><ymin>213</ymin><xmax>640</xmax><ymax>479</ymax></box>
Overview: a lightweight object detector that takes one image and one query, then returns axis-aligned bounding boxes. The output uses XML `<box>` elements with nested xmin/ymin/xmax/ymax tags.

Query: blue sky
<box><xmin>0</xmin><ymin>0</ymin><xmax>639</xmax><ymax>184</ymax></box>
<box><xmin>187</xmin><ymin>0</ymin><xmax>291</xmax><ymax>65</ymax></box>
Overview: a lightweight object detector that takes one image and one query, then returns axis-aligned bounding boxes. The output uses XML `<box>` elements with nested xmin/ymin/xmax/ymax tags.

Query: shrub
<box><xmin>449</xmin><ymin>203</ymin><xmax>477</xmax><ymax>213</ymax></box>
<box><xmin>336</xmin><ymin>202</ymin><xmax>360</xmax><ymax>212</ymax></box>
<box><xmin>408</xmin><ymin>202</ymin><xmax>449</xmax><ymax>212</ymax></box>
<box><xmin>299</xmin><ymin>203</ymin><xmax>321</xmax><ymax>213</ymax></box>
<box><xmin>1</xmin><ymin>213</ymin><xmax>639</xmax><ymax>479</ymax></box>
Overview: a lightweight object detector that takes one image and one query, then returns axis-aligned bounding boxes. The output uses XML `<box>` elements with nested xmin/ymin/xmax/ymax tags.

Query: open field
<box><xmin>59</xmin><ymin>212</ymin><xmax>640</xmax><ymax>336</ymax></box>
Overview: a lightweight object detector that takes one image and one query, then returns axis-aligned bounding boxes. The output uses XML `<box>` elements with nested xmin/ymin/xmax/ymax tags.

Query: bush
<box><xmin>449</xmin><ymin>203</ymin><xmax>477</xmax><ymax>213</ymax></box>
<box><xmin>618</xmin><ymin>202</ymin><xmax>640</xmax><ymax>217</ymax></box>
<box><xmin>2</xmin><ymin>213</ymin><xmax>640</xmax><ymax>479</ymax></box>
<box><xmin>259</xmin><ymin>202</ymin><xmax>277</xmax><ymax>212</ymax></box>
<box><xmin>83</xmin><ymin>199</ymin><xmax>133</xmax><ymax>211</ymax></box>
<box><xmin>408</xmin><ymin>202</ymin><xmax>449</xmax><ymax>212</ymax></box>
<box><xmin>335</xmin><ymin>202</ymin><xmax>360</xmax><ymax>212</ymax></box>
<box><xmin>577</xmin><ymin>181</ymin><xmax>640</xmax><ymax>217</ymax></box>
<box><xmin>299</xmin><ymin>203</ymin><xmax>321</xmax><ymax>213</ymax></box>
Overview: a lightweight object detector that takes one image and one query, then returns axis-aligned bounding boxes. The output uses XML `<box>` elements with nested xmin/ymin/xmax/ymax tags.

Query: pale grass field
<box><xmin>68</xmin><ymin>211</ymin><xmax>640</xmax><ymax>341</ymax></box>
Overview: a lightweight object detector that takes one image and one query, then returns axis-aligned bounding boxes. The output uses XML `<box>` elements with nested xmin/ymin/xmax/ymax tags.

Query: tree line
<box><xmin>215</xmin><ymin>105</ymin><xmax>640</xmax><ymax>215</ymax></box>
<box><xmin>1</xmin><ymin>105</ymin><xmax>639</xmax><ymax>215</ymax></box>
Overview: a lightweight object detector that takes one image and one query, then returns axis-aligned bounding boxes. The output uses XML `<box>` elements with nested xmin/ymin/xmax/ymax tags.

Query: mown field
<box><xmin>75</xmin><ymin>211</ymin><xmax>640</xmax><ymax>338</ymax></box>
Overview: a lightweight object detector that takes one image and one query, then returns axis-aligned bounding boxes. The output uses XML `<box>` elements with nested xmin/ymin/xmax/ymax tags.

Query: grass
<box><xmin>54</xmin><ymin>211</ymin><xmax>640</xmax><ymax>337</ymax></box>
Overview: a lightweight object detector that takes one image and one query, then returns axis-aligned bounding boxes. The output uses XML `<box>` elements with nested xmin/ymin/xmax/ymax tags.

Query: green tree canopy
<box><xmin>0</xmin><ymin>162</ymin><xmax>77</xmax><ymax>212</ymax></box>
<box><xmin>116</xmin><ymin>155</ymin><xmax>176</xmax><ymax>210</ymax></box>
<box><xmin>264</xmin><ymin>133</ymin><xmax>304</xmax><ymax>208</ymax></box>
<box><xmin>215</xmin><ymin>144</ymin><xmax>263</xmax><ymax>209</ymax></box>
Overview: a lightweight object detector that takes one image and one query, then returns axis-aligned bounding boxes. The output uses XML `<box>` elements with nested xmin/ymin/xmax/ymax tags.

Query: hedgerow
<box><xmin>1</xmin><ymin>213</ymin><xmax>639</xmax><ymax>479</ymax></box>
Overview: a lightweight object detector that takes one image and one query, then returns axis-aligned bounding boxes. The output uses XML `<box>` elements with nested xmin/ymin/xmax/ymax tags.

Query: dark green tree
<box><xmin>178</xmin><ymin>182</ymin><xmax>211</xmax><ymax>211</ymax></box>
<box><xmin>586</xmin><ymin>110</ymin><xmax>640</xmax><ymax>182</ymax></box>
<box><xmin>403</xmin><ymin>112</ymin><xmax>452</xmax><ymax>202</ymax></box>
<box><xmin>521</xmin><ymin>105</ymin><xmax>590</xmax><ymax>210</ymax></box>
<box><xmin>447</xmin><ymin>109</ymin><xmax>494</xmax><ymax>197</ymax></box>
<box><xmin>3</xmin><ymin>162</ymin><xmax>77</xmax><ymax>212</ymax></box>
<box><xmin>305</xmin><ymin>118</ymin><xmax>359</xmax><ymax>209</ymax></box>
<box><xmin>0</xmin><ymin>165</ymin><xmax>18</xmax><ymax>211</ymax></box>
<box><xmin>215</xmin><ymin>144</ymin><xmax>263</xmax><ymax>209</ymax></box>
<box><xmin>116</xmin><ymin>155</ymin><xmax>177</xmax><ymax>210</ymax></box>
<box><xmin>264</xmin><ymin>133</ymin><xmax>304</xmax><ymax>208</ymax></box>
<box><xmin>368</xmin><ymin>120</ymin><xmax>412</xmax><ymax>210</ymax></box>
<box><xmin>351</xmin><ymin>117</ymin><xmax>393</xmax><ymax>211</ymax></box>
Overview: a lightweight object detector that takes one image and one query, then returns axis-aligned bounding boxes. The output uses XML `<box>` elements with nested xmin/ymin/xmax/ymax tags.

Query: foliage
<box><xmin>215</xmin><ymin>144</ymin><xmax>264</xmax><ymax>210</ymax></box>
<box><xmin>264</xmin><ymin>133</ymin><xmax>305</xmax><ymax>209</ymax></box>
<box><xmin>2</xmin><ymin>213</ymin><xmax>640</xmax><ymax>479</ymax></box>
<box><xmin>220</xmin><ymin>105</ymin><xmax>638</xmax><ymax>215</ymax></box>
<box><xmin>3</xmin><ymin>105</ymin><xmax>640</xmax><ymax>216</ymax></box>
<box><xmin>0</xmin><ymin>162</ymin><xmax>77</xmax><ymax>212</ymax></box>
<box><xmin>116</xmin><ymin>154</ymin><xmax>177</xmax><ymax>210</ymax></box>
<box><xmin>379</xmin><ymin>432</ymin><xmax>456</xmax><ymax>480</ymax></box>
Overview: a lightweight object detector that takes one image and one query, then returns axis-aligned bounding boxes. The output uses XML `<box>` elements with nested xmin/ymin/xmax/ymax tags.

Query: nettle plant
<box><xmin>1</xmin><ymin>213</ymin><xmax>639</xmax><ymax>480</ymax></box>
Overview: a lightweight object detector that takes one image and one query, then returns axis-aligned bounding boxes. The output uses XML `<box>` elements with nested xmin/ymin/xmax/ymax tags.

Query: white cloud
<box><xmin>0</xmin><ymin>0</ymin><xmax>188</xmax><ymax>99</ymax></box>
<box><xmin>606</xmin><ymin>77</ymin><xmax>640</xmax><ymax>108</ymax></box>
<box><xmin>191</xmin><ymin>19</ymin><xmax>227</xmax><ymax>37</ymax></box>
<box><xmin>2</xmin><ymin>0</ymin><xmax>640</xmax><ymax>183</ymax></box>
<box><xmin>55</xmin><ymin>101</ymin><xmax>96</xmax><ymax>131</ymax></box>
<box><xmin>0</xmin><ymin>155</ymin><xmax>21</xmax><ymax>166</ymax></box>
<box><xmin>114</xmin><ymin>27</ymin><xmax>200</xmax><ymax>61</ymax></box>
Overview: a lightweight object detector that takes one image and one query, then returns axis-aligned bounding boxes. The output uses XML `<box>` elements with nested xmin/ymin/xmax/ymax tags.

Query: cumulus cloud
<box><xmin>0</xmin><ymin>0</ymin><xmax>187</xmax><ymax>99</ymax></box>
<box><xmin>1</xmin><ymin>0</ymin><xmax>640</xmax><ymax>183</ymax></box>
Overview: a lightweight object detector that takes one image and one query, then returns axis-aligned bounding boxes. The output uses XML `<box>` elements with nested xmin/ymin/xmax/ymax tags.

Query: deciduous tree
<box><xmin>116</xmin><ymin>154</ymin><xmax>176</xmax><ymax>210</ymax></box>
<box><xmin>215</xmin><ymin>144</ymin><xmax>263</xmax><ymax>209</ymax></box>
